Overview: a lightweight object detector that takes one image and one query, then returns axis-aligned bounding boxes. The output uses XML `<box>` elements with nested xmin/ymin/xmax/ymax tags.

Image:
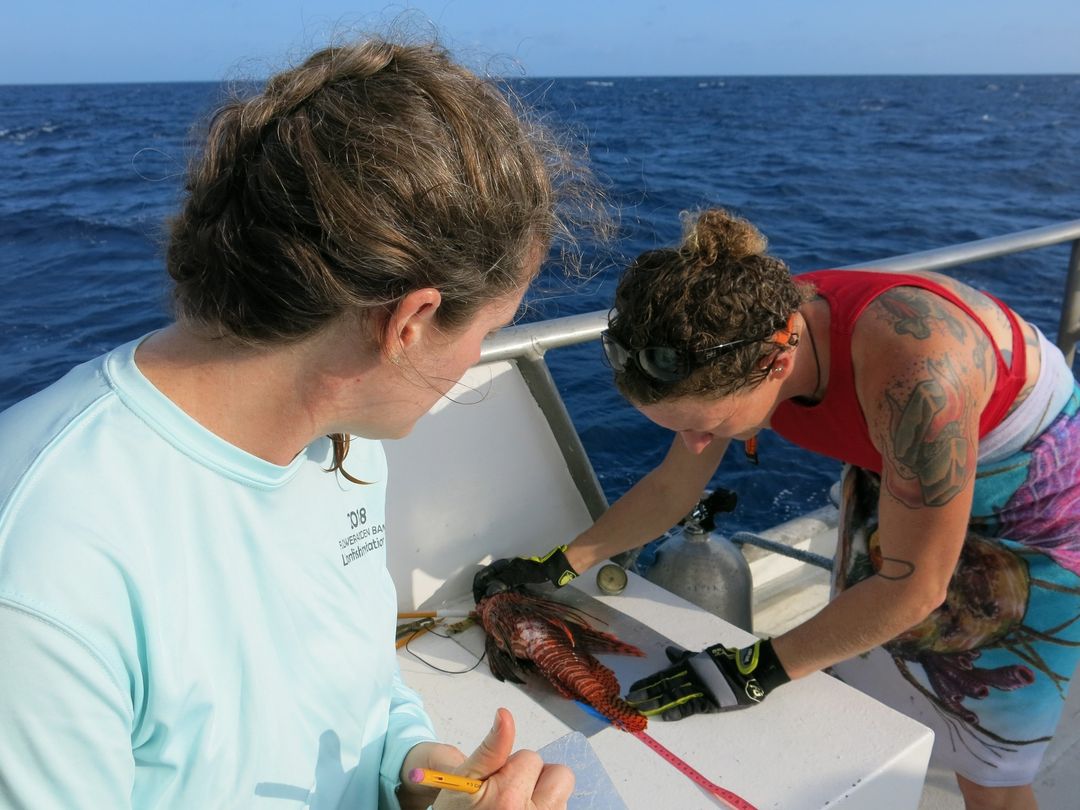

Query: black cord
<box><xmin>803</xmin><ymin>313</ymin><xmax>823</xmax><ymax>402</ymax></box>
<box><xmin>403</xmin><ymin>626</ymin><xmax>487</xmax><ymax>674</ymax></box>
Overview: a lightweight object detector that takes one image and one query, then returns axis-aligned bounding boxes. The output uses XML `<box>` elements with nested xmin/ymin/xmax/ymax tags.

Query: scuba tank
<box><xmin>642</xmin><ymin>488</ymin><xmax>754</xmax><ymax>632</ymax></box>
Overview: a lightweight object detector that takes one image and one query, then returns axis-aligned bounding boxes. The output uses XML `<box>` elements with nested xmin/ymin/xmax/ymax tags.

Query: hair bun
<box><xmin>683</xmin><ymin>208</ymin><xmax>767</xmax><ymax>266</ymax></box>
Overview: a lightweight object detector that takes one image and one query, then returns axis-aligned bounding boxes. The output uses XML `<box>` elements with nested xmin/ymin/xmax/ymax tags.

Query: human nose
<box><xmin>678</xmin><ymin>430</ymin><xmax>714</xmax><ymax>454</ymax></box>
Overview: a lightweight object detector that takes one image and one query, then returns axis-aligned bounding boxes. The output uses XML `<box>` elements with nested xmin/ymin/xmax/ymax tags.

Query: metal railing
<box><xmin>484</xmin><ymin>218</ymin><xmax>1080</xmax><ymax>365</ymax></box>
<box><xmin>479</xmin><ymin>219</ymin><xmax>1080</xmax><ymax>525</ymax></box>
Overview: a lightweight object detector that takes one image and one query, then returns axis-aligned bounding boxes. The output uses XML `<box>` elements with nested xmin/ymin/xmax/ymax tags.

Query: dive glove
<box><xmin>472</xmin><ymin>545</ymin><xmax>579</xmax><ymax>602</ymax></box>
<box><xmin>626</xmin><ymin>638</ymin><xmax>789</xmax><ymax>720</ymax></box>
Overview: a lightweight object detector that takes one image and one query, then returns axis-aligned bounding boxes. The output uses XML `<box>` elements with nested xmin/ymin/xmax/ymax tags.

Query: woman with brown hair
<box><xmin>477</xmin><ymin>208</ymin><xmax>1080</xmax><ymax>809</ymax></box>
<box><xmin>0</xmin><ymin>38</ymin><xmax>587</xmax><ymax>809</ymax></box>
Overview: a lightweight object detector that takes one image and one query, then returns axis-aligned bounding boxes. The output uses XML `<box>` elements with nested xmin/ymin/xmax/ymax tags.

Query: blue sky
<box><xmin>4</xmin><ymin>1</ymin><xmax>1080</xmax><ymax>84</ymax></box>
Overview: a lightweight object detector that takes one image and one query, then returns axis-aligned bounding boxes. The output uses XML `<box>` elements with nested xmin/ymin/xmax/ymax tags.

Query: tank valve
<box><xmin>679</xmin><ymin>487</ymin><xmax>738</xmax><ymax>533</ymax></box>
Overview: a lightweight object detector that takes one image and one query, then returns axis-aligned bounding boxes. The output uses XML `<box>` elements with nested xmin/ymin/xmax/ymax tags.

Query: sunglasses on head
<box><xmin>601</xmin><ymin>313</ymin><xmax>799</xmax><ymax>383</ymax></box>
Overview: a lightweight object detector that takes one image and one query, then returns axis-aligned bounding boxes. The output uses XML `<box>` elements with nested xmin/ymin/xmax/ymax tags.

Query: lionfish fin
<box><xmin>485</xmin><ymin>635</ymin><xmax>527</xmax><ymax>684</ymax></box>
<box><xmin>573</xmin><ymin>626</ymin><xmax>646</xmax><ymax>657</ymax></box>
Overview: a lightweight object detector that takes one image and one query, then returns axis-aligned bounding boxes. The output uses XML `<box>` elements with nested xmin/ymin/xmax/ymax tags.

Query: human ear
<box><xmin>764</xmin><ymin>351</ymin><xmax>794</xmax><ymax>378</ymax></box>
<box><xmin>381</xmin><ymin>288</ymin><xmax>443</xmax><ymax>360</ymax></box>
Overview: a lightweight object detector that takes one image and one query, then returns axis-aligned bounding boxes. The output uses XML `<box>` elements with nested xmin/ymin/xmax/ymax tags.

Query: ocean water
<box><xmin>2</xmin><ymin>75</ymin><xmax>1079</xmax><ymax>535</ymax></box>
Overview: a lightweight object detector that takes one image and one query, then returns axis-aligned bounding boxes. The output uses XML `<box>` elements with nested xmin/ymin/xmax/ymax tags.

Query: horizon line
<box><xmin>3</xmin><ymin>70</ymin><xmax>1079</xmax><ymax>88</ymax></box>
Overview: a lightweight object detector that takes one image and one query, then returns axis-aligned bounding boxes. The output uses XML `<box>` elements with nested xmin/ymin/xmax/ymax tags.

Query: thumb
<box><xmin>458</xmin><ymin>708</ymin><xmax>515</xmax><ymax>780</ymax></box>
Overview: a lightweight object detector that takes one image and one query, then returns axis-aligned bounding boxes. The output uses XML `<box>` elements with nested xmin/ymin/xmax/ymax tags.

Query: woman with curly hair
<box><xmin>479</xmin><ymin>208</ymin><xmax>1080</xmax><ymax>810</ymax></box>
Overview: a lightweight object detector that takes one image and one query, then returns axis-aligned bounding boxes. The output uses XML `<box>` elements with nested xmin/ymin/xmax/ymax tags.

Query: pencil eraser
<box><xmin>408</xmin><ymin>768</ymin><xmax>425</xmax><ymax>783</ymax></box>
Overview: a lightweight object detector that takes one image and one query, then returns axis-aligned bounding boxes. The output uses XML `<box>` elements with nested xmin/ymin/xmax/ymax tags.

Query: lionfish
<box><xmin>474</xmin><ymin>589</ymin><xmax>648</xmax><ymax>732</ymax></box>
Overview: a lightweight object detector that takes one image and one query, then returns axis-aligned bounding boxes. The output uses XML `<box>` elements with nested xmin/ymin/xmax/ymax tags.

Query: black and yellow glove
<box><xmin>626</xmin><ymin>639</ymin><xmax>789</xmax><ymax>720</ymax></box>
<box><xmin>472</xmin><ymin>545</ymin><xmax>579</xmax><ymax>603</ymax></box>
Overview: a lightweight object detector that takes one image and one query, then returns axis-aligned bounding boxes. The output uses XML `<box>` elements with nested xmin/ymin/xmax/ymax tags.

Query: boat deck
<box><xmin>749</xmin><ymin>511</ymin><xmax>1080</xmax><ymax>809</ymax></box>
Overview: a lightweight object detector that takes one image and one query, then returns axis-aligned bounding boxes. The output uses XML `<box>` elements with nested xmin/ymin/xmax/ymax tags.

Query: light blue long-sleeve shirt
<box><xmin>0</xmin><ymin>336</ymin><xmax>436</xmax><ymax>809</ymax></box>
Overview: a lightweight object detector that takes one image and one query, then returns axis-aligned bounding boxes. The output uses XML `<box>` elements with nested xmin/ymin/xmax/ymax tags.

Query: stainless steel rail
<box><xmin>482</xmin><ymin>218</ymin><xmax>1080</xmax><ymax>364</ymax></box>
<box><xmin>477</xmin><ymin>219</ymin><xmax>1080</xmax><ymax>539</ymax></box>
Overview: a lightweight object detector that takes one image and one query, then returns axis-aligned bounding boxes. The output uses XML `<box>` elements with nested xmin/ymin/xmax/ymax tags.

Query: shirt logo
<box><xmin>337</xmin><ymin>506</ymin><xmax>385</xmax><ymax>567</ymax></box>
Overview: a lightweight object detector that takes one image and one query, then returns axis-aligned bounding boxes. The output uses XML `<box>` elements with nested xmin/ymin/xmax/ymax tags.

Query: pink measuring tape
<box><xmin>631</xmin><ymin>728</ymin><xmax>759</xmax><ymax>810</ymax></box>
<box><xmin>573</xmin><ymin>701</ymin><xmax>759</xmax><ymax>809</ymax></box>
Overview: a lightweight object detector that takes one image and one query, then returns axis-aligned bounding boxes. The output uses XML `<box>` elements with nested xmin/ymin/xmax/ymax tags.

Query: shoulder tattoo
<box><xmin>875</xmin><ymin>288</ymin><xmax>967</xmax><ymax>342</ymax></box>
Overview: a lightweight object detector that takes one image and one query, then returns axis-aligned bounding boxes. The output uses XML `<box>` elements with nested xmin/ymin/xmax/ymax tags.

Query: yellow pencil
<box><xmin>408</xmin><ymin>767</ymin><xmax>484</xmax><ymax>794</ymax></box>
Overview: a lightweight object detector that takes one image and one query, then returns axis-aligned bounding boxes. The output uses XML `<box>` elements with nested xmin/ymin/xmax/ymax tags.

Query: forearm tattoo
<box><xmin>876</xmin><ymin>555</ymin><xmax>916</xmax><ymax>581</ymax></box>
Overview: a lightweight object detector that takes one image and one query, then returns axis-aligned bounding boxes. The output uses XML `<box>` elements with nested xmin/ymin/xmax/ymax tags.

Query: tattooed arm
<box><xmin>770</xmin><ymin>287</ymin><xmax>991</xmax><ymax>678</ymax></box>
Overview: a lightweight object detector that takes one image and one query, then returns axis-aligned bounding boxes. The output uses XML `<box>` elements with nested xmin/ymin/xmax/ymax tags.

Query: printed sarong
<box><xmin>830</xmin><ymin>384</ymin><xmax>1080</xmax><ymax>786</ymax></box>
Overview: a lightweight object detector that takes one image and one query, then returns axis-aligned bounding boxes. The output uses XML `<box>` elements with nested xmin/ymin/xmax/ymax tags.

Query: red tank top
<box><xmin>770</xmin><ymin>270</ymin><xmax>1027</xmax><ymax>473</ymax></box>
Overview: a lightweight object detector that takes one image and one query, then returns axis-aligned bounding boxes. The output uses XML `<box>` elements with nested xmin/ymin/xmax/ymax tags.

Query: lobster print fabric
<box><xmin>830</xmin><ymin>384</ymin><xmax>1080</xmax><ymax>785</ymax></box>
<box><xmin>474</xmin><ymin>589</ymin><xmax>648</xmax><ymax>732</ymax></box>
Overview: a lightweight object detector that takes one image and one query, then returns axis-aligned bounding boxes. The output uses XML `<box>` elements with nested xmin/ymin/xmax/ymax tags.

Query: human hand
<box><xmin>398</xmin><ymin>741</ymin><xmax>468</xmax><ymax>810</ymax></box>
<box><xmin>426</xmin><ymin>708</ymin><xmax>573</xmax><ymax>809</ymax></box>
<box><xmin>626</xmin><ymin>639</ymin><xmax>790</xmax><ymax>720</ymax></box>
<box><xmin>472</xmin><ymin>546</ymin><xmax>578</xmax><ymax>603</ymax></box>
